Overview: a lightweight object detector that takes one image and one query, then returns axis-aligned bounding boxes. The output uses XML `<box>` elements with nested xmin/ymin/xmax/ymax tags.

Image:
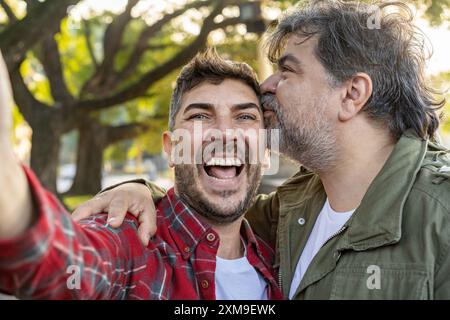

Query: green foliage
<box><xmin>11</xmin><ymin>105</ymin><xmax>25</xmax><ymax>145</ymax></box>
<box><xmin>8</xmin><ymin>0</ymin><xmax>450</xmax><ymax>169</ymax></box>
<box><xmin>422</xmin><ymin>0</ymin><xmax>450</xmax><ymax>26</ymax></box>
<box><xmin>20</xmin><ymin>53</ymin><xmax>54</xmax><ymax>105</ymax></box>
<box><xmin>104</xmin><ymin>140</ymin><xmax>129</xmax><ymax>163</ymax></box>
<box><xmin>63</xmin><ymin>194</ymin><xmax>93</xmax><ymax>211</ymax></box>
<box><xmin>436</xmin><ymin>72</ymin><xmax>450</xmax><ymax>133</ymax></box>
<box><xmin>114</xmin><ymin>18</ymin><xmax>147</xmax><ymax>72</ymax></box>
<box><xmin>12</xmin><ymin>105</ymin><xmax>24</xmax><ymax>128</ymax></box>
<box><xmin>57</xmin><ymin>18</ymin><xmax>96</xmax><ymax>97</ymax></box>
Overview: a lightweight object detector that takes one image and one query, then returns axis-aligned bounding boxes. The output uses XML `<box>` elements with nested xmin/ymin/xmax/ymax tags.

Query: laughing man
<box><xmin>0</xmin><ymin>50</ymin><xmax>282</xmax><ymax>300</ymax></box>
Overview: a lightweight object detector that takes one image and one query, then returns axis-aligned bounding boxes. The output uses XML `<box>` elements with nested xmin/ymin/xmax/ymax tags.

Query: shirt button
<box><xmin>298</xmin><ymin>218</ymin><xmax>306</xmax><ymax>226</ymax></box>
<box><xmin>184</xmin><ymin>247</ymin><xmax>191</xmax><ymax>253</ymax></box>
<box><xmin>206</xmin><ymin>233</ymin><xmax>216</xmax><ymax>242</ymax></box>
<box><xmin>201</xmin><ymin>280</ymin><xmax>209</xmax><ymax>289</ymax></box>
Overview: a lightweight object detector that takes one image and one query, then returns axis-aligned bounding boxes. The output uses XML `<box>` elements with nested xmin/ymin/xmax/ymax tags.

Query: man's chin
<box><xmin>195</xmin><ymin>196</ymin><xmax>248</xmax><ymax>224</ymax></box>
<box><xmin>181</xmin><ymin>186</ymin><xmax>257</xmax><ymax>225</ymax></box>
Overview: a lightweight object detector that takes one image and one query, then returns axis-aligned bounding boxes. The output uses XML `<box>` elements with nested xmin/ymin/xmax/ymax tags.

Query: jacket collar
<box><xmin>342</xmin><ymin>130</ymin><xmax>428</xmax><ymax>250</ymax></box>
<box><xmin>277</xmin><ymin>130</ymin><xmax>429</xmax><ymax>251</ymax></box>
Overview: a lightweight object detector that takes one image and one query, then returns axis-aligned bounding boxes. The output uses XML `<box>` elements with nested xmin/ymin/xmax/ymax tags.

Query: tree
<box><xmin>422</xmin><ymin>0</ymin><xmax>450</xmax><ymax>26</ymax></box>
<box><xmin>0</xmin><ymin>0</ymin><xmax>447</xmax><ymax>195</ymax></box>
<box><xmin>0</xmin><ymin>0</ymin><xmax>81</xmax><ymax>193</ymax></box>
<box><xmin>0</xmin><ymin>0</ymin><xmax>255</xmax><ymax>194</ymax></box>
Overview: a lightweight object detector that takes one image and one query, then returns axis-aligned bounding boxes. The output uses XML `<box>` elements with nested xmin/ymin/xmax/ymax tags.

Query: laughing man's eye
<box><xmin>189</xmin><ymin>114</ymin><xmax>209</xmax><ymax>120</ymax></box>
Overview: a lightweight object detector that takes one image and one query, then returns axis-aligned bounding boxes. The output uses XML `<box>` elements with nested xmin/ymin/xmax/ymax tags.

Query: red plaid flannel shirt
<box><xmin>0</xmin><ymin>167</ymin><xmax>282</xmax><ymax>300</ymax></box>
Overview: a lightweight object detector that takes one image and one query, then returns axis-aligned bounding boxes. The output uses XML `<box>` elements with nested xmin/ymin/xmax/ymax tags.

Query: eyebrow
<box><xmin>184</xmin><ymin>102</ymin><xmax>261</xmax><ymax>114</ymax></box>
<box><xmin>184</xmin><ymin>103</ymin><xmax>214</xmax><ymax>114</ymax></box>
<box><xmin>277</xmin><ymin>54</ymin><xmax>303</xmax><ymax>69</ymax></box>
<box><xmin>231</xmin><ymin>103</ymin><xmax>261</xmax><ymax>113</ymax></box>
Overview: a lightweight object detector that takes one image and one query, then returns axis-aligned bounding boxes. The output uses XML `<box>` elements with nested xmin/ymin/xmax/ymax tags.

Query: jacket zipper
<box><xmin>282</xmin><ymin>225</ymin><xmax>348</xmax><ymax>298</ymax></box>
<box><xmin>322</xmin><ymin>225</ymin><xmax>347</xmax><ymax>248</ymax></box>
<box><xmin>278</xmin><ymin>269</ymin><xmax>282</xmax><ymax>291</ymax></box>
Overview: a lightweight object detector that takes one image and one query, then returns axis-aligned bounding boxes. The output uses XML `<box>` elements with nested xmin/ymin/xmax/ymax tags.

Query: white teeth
<box><xmin>205</xmin><ymin>158</ymin><xmax>243</xmax><ymax>166</ymax></box>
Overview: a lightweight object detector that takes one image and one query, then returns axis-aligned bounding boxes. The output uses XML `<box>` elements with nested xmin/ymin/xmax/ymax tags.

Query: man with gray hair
<box><xmin>76</xmin><ymin>1</ymin><xmax>450</xmax><ymax>299</ymax></box>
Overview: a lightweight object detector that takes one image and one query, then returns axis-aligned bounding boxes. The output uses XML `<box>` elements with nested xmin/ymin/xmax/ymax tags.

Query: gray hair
<box><xmin>265</xmin><ymin>0</ymin><xmax>445</xmax><ymax>139</ymax></box>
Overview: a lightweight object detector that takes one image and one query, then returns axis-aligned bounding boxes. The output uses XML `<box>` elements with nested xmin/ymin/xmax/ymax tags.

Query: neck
<box><xmin>210</xmin><ymin>217</ymin><xmax>245</xmax><ymax>260</ymax></box>
<box><xmin>173</xmin><ymin>188</ymin><xmax>245</xmax><ymax>259</ymax></box>
<box><xmin>319</xmin><ymin>124</ymin><xmax>396</xmax><ymax>212</ymax></box>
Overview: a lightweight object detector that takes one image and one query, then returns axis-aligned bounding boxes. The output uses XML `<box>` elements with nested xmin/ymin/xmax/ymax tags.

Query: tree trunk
<box><xmin>66</xmin><ymin>120</ymin><xmax>105</xmax><ymax>196</ymax></box>
<box><xmin>30</xmin><ymin>123</ymin><xmax>61</xmax><ymax>194</ymax></box>
<box><xmin>66</xmin><ymin>119</ymin><xmax>149</xmax><ymax>196</ymax></box>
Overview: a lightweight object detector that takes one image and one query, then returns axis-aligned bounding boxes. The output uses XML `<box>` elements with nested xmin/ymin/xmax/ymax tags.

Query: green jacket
<box><xmin>247</xmin><ymin>131</ymin><xmax>450</xmax><ymax>299</ymax></box>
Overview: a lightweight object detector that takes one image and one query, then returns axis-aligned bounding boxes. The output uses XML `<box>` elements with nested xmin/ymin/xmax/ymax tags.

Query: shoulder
<box><xmin>278</xmin><ymin>166</ymin><xmax>319</xmax><ymax>189</ymax></box>
<box><xmin>404</xmin><ymin>144</ymin><xmax>450</xmax><ymax>250</ymax></box>
<box><xmin>410</xmin><ymin>142</ymin><xmax>450</xmax><ymax>217</ymax></box>
<box><xmin>275</xmin><ymin>166</ymin><xmax>322</xmax><ymax>205</ymax></box>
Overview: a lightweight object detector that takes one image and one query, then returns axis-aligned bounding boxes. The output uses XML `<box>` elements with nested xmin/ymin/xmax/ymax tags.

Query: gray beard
<box><xmin>262</xmin><ymin>94</ymin><xmax>337</xmax><ymax>172</ymax></box>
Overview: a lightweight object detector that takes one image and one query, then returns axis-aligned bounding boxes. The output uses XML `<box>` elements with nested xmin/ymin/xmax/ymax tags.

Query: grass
<box><xmin>63</xmin><ymin>195</ymin><xmax>94</xmax><ymax>211</ymax></box>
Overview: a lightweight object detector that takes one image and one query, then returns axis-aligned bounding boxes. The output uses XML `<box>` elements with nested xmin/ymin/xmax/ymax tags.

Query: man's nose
<box><xmin>215</xmin><ymin>116</ymin><xmax>233</xmax><ymax>133</ymax></box>
<box><xmin>260</xmin><ymin>74</ymin><xmax>280</xmax><ymax>94</ymax></box>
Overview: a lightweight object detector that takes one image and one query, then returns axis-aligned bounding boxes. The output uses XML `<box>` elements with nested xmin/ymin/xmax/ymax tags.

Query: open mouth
<box><xmin>203</xmin><ymin>158</ymin><xmax>245</xmax><ymax>180</ymax></box>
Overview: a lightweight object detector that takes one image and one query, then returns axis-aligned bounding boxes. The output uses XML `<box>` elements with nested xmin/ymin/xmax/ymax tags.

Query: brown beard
<box><xmin>173</xmin><ymin>164</ymin><xmax>262</xmax><ymax>224</ymax></box>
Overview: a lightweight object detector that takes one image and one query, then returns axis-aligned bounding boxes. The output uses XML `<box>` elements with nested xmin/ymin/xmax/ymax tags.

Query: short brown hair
<box><xmin>169</xmin><ymin>48</ymin><xmax>260</xmax><ymax>130</ymax></box>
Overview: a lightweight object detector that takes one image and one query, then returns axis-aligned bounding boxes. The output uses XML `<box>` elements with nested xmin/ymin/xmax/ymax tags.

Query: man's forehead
<box><xmin>181</xmin><ymin>79</ymin><xmax>260</xmax><ymax>110</ymax></box>
<box><xmin>276</xmin><ymin>34</ymin><xmax>319</xmax><ymax>67</ymax></box>
<box><xmin>280</xmin><ymin>34</ymin><xmax>318</xmax><ymax>58</ymax></box>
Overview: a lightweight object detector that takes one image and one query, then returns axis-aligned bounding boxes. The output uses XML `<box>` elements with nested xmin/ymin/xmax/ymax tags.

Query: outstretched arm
<box><xmin>0</xmin><ymin>52</ymin><xmax>34</xmax><ymax>240</ymax></box>
<box><xmin>72</xmin><ymin>179</ymin><xmax>279</xmax><ymax>247</ymax></box>
<box><xmin>0</xmin><ymin>51</ymin><xmax>150</xmax><ymax>300</ymax></box>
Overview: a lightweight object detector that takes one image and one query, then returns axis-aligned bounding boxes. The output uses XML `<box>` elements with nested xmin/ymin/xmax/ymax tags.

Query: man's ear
<box><xmin>338</xmin><ymin>72</ymin><xmax>372</xmax><ymax>122</ymax></box>
<box><xmin>162</xmin><ymin>131</ymin><xmax>174</xmax><ymax>168</ymax></box>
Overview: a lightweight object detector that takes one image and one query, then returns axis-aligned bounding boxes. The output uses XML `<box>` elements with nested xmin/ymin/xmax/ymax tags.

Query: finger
<box><xmin>137</xmin><ymin>201</ymin><xmax>157</xmax><ymax>246</ymax></box>
<box><xmin>106</xmin><ymin>197</ymin><xmax>129</xmax><ymax>228</ymax></box>
<box><xmin>126</xmin><ymin>202</ymin><xmax>145</xmax><ymax>218</ymax></box>
<box><xmin>72</xmin><ymin>193</ymin><xmax>111</xmax><ymax>221</ymax></box>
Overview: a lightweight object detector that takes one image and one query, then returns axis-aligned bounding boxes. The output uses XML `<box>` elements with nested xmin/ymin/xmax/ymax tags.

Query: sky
<box><xmin>417</xmin><ymin>19</ymin><xmax>450</xmax><ymax>76</ymax></box>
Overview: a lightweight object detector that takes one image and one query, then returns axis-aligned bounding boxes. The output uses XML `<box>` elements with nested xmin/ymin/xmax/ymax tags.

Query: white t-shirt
<box><xmin>289</xmin><ymin>198</ymin><xmax>355</xmax><ymax>299</ymax></box>
<box><xmin>215</xmin><ymin>255</ymin><xmax>268</xmax><ymax>300</ymax></box>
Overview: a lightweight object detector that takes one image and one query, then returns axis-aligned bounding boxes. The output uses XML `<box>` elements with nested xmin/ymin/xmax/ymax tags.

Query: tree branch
<box><xmin>0</xmin><ymin>0</ymin><xmax>17</xmax><ymax>22</ymax></box>
<box><xmin>77</xmin><ymin>2</ymin><xmax>240</xmax><ymax>112</ymax></box>
<box><xmin>82</xmin><ymin>19</ymin><xmax>98</xmax><ymax>68</ymax></box>
<box><xmin>79</xmin><ymin>0</ymin><xmax>139</xmax><ymax>96</ymax></box>
<box><xmin>39</xmin><ymin>32</ymin><xmax>74</xmax><ymax>105</ymax></box>
<box><xmin>112</xmin><ymin>0</ymin><xmax>214</xmax><ymax>86</ymax></box>
<box><xmin>24</xmin><ymin>0</ymin><xmax>39</xmax><ymax>12</ymax></box>
<box><xmin>102</xmin><ymin>0</ymin><xmax>139</xmax><ymax>69</ymax></box>
<box><xmin>7</xmin><ymin>66</ymin><xmax>50</xmax><ymax>125</ymax></box>
<box><xmin>106</xmin><ymin>122</ymin><xmax>149</xmax><ymax>144</ymax></box>
<box><xmin>0</xmin><ymin>0</ymin><xmax>81</xmax><ymax>70</ymax></box>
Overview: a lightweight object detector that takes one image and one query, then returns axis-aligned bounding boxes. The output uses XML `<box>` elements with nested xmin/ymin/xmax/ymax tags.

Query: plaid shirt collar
<box><xmin>161</xmin><ymin>188</ymin><xmax>267</xmax><ymax>261</ymax></box>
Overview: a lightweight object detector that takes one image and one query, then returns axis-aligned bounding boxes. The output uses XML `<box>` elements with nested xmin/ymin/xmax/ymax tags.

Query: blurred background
<box><xmin>0</xmin><ymin>0</ymin><xmax>449</xmax><ymax>210</ymax></box>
